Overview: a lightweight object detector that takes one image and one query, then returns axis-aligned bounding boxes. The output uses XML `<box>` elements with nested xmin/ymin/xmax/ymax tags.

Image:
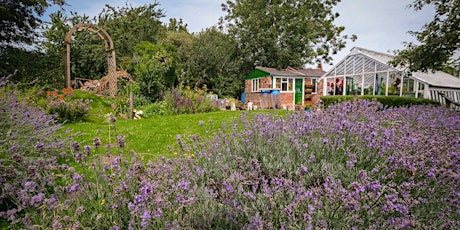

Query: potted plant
<box><xmin>304</xmin><ymin>104</ymin><xmax>315</xmax><ymax>112</ymax></box>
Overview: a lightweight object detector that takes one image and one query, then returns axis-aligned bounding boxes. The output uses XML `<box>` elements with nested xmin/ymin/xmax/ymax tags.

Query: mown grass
<box><xmin>63</xmin><ymin>91</ymin><xmax>285</xmax><ymax>161</ymax></box>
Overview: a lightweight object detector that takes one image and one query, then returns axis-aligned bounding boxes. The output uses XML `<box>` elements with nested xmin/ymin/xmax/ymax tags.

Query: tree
<box><xmin>220</xmin><ymin>0</ymin><xmax>356</xmax><ymax>69</ymax></box>
<box><xmin>0</xmin><ymin>0</ymin><xmax>65</xmax><ymax>46</ymax></box>
<box><xmin>392</xmin><ymin>0</ymin><xmax>459</xmax><ymax>75</ymax></box>
<box><xmin>40</xmin><ymin>11</ymin><xmax>106</xmax><ymax>82</ymax></box>
<box><xmin>131</xmin><ymin>41</ymin><xmax>177</xmax><ymax>101</ymax></box>
<box><xmin>184</xmin><ymin>27</ymin><xmax>242</xmax><ymax>97</ymax></box>
<box><xmin>98</xmin><ymin>3</ymin><xmax>166</xmax><ymax>60</ymax></box>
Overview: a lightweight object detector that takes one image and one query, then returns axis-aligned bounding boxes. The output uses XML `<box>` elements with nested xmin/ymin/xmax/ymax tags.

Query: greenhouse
<box><xmin>320</xmin><ymin>47</ymin><xmax>460</xmax><ymax>109</ymax></box>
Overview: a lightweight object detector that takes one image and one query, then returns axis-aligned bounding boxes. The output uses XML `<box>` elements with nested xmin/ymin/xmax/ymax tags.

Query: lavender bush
<box><xmin>0</xmin><ymin>76</ymin><xmax>72</xmax><ymax>227</ymax></box>
<box><xmin>2</xmin><ymin>77</ymin><xmax>459</xmax><ymax>229</ymax></box>
<box><xmin>48</xmin><ymin>98</ymin><xmax>91</xmax><ymax>123</ymax></box>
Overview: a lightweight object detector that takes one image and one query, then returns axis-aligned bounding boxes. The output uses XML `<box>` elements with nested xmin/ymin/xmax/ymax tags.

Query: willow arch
<box><xmin>64</xmin><ymin>23</ymin><xmax>117</xmax><ymax>97</ymax></box>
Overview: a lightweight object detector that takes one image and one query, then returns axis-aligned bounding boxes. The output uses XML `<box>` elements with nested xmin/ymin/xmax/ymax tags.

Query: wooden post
<box><xmin>129</xmin><ymin>88</ymin><xmax>133</xmax><ymax>119</ymax></box>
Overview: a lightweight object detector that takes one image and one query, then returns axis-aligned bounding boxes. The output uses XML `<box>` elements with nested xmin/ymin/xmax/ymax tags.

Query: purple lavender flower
<box><xmin>34</xmin><ymin>142</ymin><xmax>44</xmax><ymax>149</ymax></box>
<box><xmin>117</xmin><ymin>135</ymin><xmax>125</xmax><ymax>148</ymax></box>
<box><xmin>141</xmin><ymin>210</ymin><xmax>151</xmax><ymax>228</ymax></box>
<box><xmin>76</xmin><ymin>206</ymin><xmax>85</xmax><ymax>215</ymax></box>
<box><xmin>154</xmin><ymin>208</ymin><xmax>162</xmax><ymax>218</ymax></box>
<box><xmin>84</xmin><ymin>145</ymin><xmax>91</xmax><ymax>154</ymax></box>
<box><xmin>177</xmin><ymin>178</ymin><xmax>191</xmax><ymax>191</ymax></box>
<box><xmin>109</xmin><ymin>113</ymin><xmax>117</xmax><ymax>123</ymax></box>
<box><xmin>93</xmin><ymin>137</ymin><xmax>101</xmax><ymax>148</ymax></box>
<box><xmin>71</xmin><ymin>141</ymin><xmax>80</xmax><ymax>151</ymax></box>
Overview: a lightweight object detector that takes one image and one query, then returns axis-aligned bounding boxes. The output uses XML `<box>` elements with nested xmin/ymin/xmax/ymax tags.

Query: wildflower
<box><xmin>84</xmin><ymin>145</ymin><xmax>91</xmax><ymax>154</ymax></box>
<box><xmin>141</xmin><ymin>210</ymin><xmax>151</xmax><ymax>228</ymax></box>
<box><xmin>108</xmin><ymin>113</ymin><xmax>117</xmax><ymax>123</ymax></box>
<box><xmin>117</xmin><ymin>135</ymin><xmax>125</xmax><ymax>148</ymax></box>
<box><xmin>76</xmin><ymin>206</ymin><xmax>85</xmax><ymax>215</ymax></box>
<box><xmin>154</xmin><ymin>208</ymin><xmax>162</xmax><ymax>218</ymax></box>
<box><xmin>177</xmin><ymin>178</ymin><xmax>191</xmax><ymax>191</ymax></box>
<box><xmin>34</xmin><ymin>142</ymin><xmax>44</xmax><ymax>149</ymax></box>
<box><xmin>100</xmin><ymin>199</ymin><xmax>106</xmax><ymax>205</ymax></box>
<box><xmin>93</xmin><ymin>137</ymin><xmax>101</xmax><ymax>148</ymax></box>
<box><xmin>71</xmin><ymin>142</ymin><xmax>80</xmax><ymax>151</ymax></box>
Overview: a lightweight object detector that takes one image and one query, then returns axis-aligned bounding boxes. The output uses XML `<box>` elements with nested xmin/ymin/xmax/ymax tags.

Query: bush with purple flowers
<box><xmin>1</xmin><ymin>71</ymin><xmax>459</xmax><ymax>229</ymax></box>
<box><xmin>0</xmin><ymin>76</ymin><xmax>72</xmax><ymax>227</ymax></box>
<box><xmin>47</xmin><ymin>98</ymin><xmax>91</xmax><ymax>123</ymax></box>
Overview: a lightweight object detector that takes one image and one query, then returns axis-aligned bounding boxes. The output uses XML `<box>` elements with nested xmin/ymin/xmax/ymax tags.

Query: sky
<box><xmin>45</xmin><ymin>0</ymin><xmax>436</xmax><ymax>71</ymax></box>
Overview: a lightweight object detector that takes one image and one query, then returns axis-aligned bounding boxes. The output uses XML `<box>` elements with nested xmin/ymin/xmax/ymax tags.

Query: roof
<box><xmin>256</xmin><ymin>66</ymin><xmax>298</xmax><ymax>76</ymax></box>
<box><xmin>411</xmin><ymin>71</ymin><xmax>460</xmax><ymax>89</ymax></box>
<box><xmin>245</xmin><ymin>66</ymin><xmax>324</xmax><ymax>80</ymax></box>
<box><xmin>287</xmin><ymin>67</ymin><xmax>325</xmax><ymax>77</ymax></box>
<box><xmin>349</xmin><ymin>47</ymin><xmax>396</xmax><ymax>69</ymax></box>
<box><xmin>322</xmin><ymin>46</ymin><xmax>460</xmax><ymax>89</ymax></box>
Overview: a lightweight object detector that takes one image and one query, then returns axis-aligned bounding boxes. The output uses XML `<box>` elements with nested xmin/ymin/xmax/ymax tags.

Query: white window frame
<box><xmin>311</xmin><ymin>78</ymin><xmax>318</xmax><ymax>94</ymax></box>
<box><xmin>274</xmin><ymin>77</ymin><xmax>294</xmax><ymax>92</ymax></box>
<box><xmin>252</xmin><ymin>78</ymin><xmax>261</xmax><ymax>92</ymax></box>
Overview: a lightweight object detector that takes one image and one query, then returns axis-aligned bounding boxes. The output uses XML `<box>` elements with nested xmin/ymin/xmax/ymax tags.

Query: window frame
<box><xmin>311</xmin><ymin>78</ymin><xmax>318</xmax><ymax>94</ymax></box>
<box><xmin>274</xmin><ymin>77</ymin><xmax>294</xmax><ymax>92</ymax></box>
<box><xmin>252</xmin><ymin>78</ymin><xmax>261</xmax><ymax>92</ymax></box>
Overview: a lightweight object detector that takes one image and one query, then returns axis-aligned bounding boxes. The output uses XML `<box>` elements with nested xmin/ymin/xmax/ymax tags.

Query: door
<box><xmin>295</xmin><ymin>78</ymin><xmax>303</xmax><ymax>105</ymax></box>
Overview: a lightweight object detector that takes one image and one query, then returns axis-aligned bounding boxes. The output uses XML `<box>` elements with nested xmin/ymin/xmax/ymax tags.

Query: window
<box><xmin>274</xmin><ymin>77</ymin><xmax>293</xmax><ymax>92</ymax></box>
<box><xmin>311</xmin><ymin>78</ymin><xmax>318</xmax><ymax>94</ymax></box>
<box><xmin>252</xmin><ymin>79</ymin><xmax>260</xmax><ymax>92</ymax></box>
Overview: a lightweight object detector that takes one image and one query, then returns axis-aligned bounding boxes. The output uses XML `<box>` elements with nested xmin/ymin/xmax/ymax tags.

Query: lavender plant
<box><xmin>0</xmin><ymin>76</ymin><xmax>72</xmax><ymax>227</ymax></box>
<box><xmin>48</xmin><ymin>98</ymin><xmax>91</xmax><ymax>123</ymax></box>
<box><xmin>3</xmin><ymin>80</ymin><xmax>459</xmax><ymax>230</ymax></box>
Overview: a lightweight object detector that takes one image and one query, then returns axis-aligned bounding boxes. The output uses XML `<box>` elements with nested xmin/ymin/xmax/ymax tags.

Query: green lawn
<box><xmin>63</xmin><ymin>110</ymin><xmax>282</xmax><ymax>161</ymax></box>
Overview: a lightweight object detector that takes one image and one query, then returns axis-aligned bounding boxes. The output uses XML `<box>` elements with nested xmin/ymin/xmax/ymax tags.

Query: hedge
<box><xmin>320</xmin><ymin>95</ymin><xmax>440</xmax><ymax>108</ymax></box>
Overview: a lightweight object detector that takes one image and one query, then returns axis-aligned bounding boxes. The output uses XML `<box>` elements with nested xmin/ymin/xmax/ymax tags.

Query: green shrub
<box><xmin>163</xmin><ymin>87</ymin><xmax>219</xmax><ymax>115</ymax></box>
<box><xmin>141</xmin><ymin>101</ymin><xmax>169</xmax><ymax>117</ymax></box>
<box><xmin>48</xmin><ymin>99</ymin><xmax>91</xmax><ymax>123</ymax></box>
<box><xmin>320</xmin><ymin>95</ymin><xmax>440</xmax><ymax>108</ymax></box>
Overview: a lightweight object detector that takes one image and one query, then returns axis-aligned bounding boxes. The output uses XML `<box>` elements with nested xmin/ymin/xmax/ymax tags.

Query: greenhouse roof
<box><xmin>411</xmin><ymin>71</ymin><xmax>460</xmax><ymax>89</ymax></box>
<box><xmin>322</xmin><ymin>47</ymin><xmax>460</xmax><ymax>89</ymax></box>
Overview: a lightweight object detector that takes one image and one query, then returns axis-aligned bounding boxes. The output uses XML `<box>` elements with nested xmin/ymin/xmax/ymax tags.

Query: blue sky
<box><xmin>44</xmin><ymin>0</ymin><xmax>435</xmax><ymax>70</ymax></box>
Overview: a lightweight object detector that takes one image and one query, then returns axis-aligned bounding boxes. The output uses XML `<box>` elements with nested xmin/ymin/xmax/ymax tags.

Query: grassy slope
<box><xmin>63</xmin><ymin>90</ymin><xmax>286</xmax><ymax>161</ymax></box>
<box><xmin>64</xmin><ymin>111</ymin><xmax>247</xmax><ymax>160</ymax></box>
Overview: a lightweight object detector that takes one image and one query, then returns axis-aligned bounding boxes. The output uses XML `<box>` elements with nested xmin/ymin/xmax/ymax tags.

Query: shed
<box><xmin>319</xmin><ymin>47</ymin><xmax>460</xmax><ymax>110</ymax></box>
<box><xmin>245</xmin><ymin>66</ymin><xmax>325</xmax><ymax>109</ymax></box>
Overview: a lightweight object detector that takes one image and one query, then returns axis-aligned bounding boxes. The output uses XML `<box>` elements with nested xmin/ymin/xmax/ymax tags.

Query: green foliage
<box><xmin>163</xmin><ymin>87</ymin><xmax>220</xmax><ymax>115</ymax></box>
<box><xmin>132</xmin><ymin>41</ymin><xmax>177</xmax><ymax>101</ymax></box>
<box><xmin>0</xmin><ymin>47</ymin><xmax>47</xmax><ymax>86</ymax></box>
<box><xmin>320</xmin><ymin>95</ymin><xmax>440</xmax><ymax>108</ymax></box>
<box><xmin>68</xmin><ymin>90</ymin><xmax>114</xmax><ymax>123</ymax></box>
<box><xmin>48</xmin><ymin>98</ymin><xmax>91</xmax><ymax>123</ymax></box>
<box><xmin>221</xmin><ymin>0</ymin><xmax>357</xmax><ymax>69</ymax></box>
<box><xmin>98</xmin><ymin>3</ymin><xmax>166</xmax><ymax>59</ymax></box>
<box><xmin>0</xmin><ymin>0</ymin><xmax>66</xmax><ymax>46</ymax></box>
<box><xmin>141</xmin><ymin>101</ymin><xmax>170</xmax><ymax>117</ymax></box>
<box><xmin>391</xmin><ymin>0</ymin><xmax>459</xmax><ymax>75</ymax></box>
<box><xmin>183</xmin><ymin>27</ymin><xmax>243</xmax><ymax>98</ymax></box>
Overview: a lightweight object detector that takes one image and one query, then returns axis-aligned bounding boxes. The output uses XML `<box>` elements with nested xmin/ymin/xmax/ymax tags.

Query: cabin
<box><xmin>319</xmin><ymin>47</ymin><xmax>460</xmax><ymax>110</ymax></box>
<box><xmin>244</xmin><ymin>66</ymin><xmax>325</xmax><ymax>110</ymax></box>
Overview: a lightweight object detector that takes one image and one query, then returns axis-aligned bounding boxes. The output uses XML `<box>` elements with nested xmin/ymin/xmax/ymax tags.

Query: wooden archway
<box><xmin>64</xmin><ymin>23</ymin><xmax>117</xmax><ymax>97</ymax></box>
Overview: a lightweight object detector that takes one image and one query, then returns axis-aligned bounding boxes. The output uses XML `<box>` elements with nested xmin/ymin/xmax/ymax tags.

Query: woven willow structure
<box><xmin>64</xmin><ymin>23</ymin><xmax>117</xmax><ymax>97</ymax></box>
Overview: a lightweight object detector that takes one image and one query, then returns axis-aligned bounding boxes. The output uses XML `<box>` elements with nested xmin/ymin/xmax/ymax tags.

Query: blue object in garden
<box><xmin>261</xmin><ymin>89</ymin><xmax>271</xmax><ymax>94</ymax></box>
<box><xmin>271</xmin><ymin>90</ymin><xmax>280</xmax><ymax>95</ymax></box>
<box><xmin>241</xmin><ymin>93</ymin><xmax>245</xmax><ymax>104</ymax></box>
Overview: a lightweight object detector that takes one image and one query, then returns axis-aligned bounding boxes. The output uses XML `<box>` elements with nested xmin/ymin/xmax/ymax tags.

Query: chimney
<box><xmin>318</xmin><ymin>63</ymin><xmax>323</xmax><ymax>70</ymax></box>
